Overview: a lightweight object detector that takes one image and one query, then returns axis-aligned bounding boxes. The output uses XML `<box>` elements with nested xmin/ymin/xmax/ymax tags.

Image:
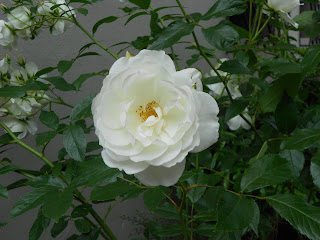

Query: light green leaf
<box><xmin>202</xmin><ymin>0</ymin><xmax>247</xmax><ymax>20</ymax></box>
<box><xmin>51</xmin><ymin>219</ymin><xmax>68</xmax><ymax>238</ymax></box>
<box><xmin>280</xmin><ymin>150</ymin><xmax>305</xmax><ymax>178</ymax></box>
<box><xmin>90</xmin><ymin>182</ymin><xmax>136</xmax><ymax>201</ymax></box>
<box><xmin>0</xmin><ymin>185</ymin><xmax>8</xmax><ymax>199</ymax></box>
<box><xmin>267</xmin><ymin>194</ymin><xmax>320</xmax><ymax>240</ymax></box>
<box><xmin>240</xmin><ymin>154</ymin><xmax>291</xmax><ymax>192</ymax></box>
<box><xmin>284</xmin><ymin>129</ymin><xmax>320</xmax><ymax>150</ymax></box>
<box><xmin>63</xmin><ymin>124</ymin><xmax>87</xmax><ymax>162</ymax></box>
<box><xmin>42</xmin><ymin>190</ymin><xmax>73</xmax><ymax>222</ymax></box>
<box><xmin>75</xmin><ymin>219</ymin><xmax>91</xmax><ymax>233</ymax></box>
<box><xmin>39</xmin><ymin>111</ymin><xmax>59</xmax><ymax>130</ymax></box>
<box><xmin>92</xmin><ymin>16</ymin><xmax>118</xmax><ymax>35</ymax></box>
<box><xmin>150</xmin><ymin>21</ymin><xmax>194</xmax><ymax>50</ymax></box>
<box><xmin>70</xmin><ymin>94</ymin><xmax>96</xmax><ymax>121</ymax></box>
<box><xmin>225</xmin><ymin>100</ymin><xmax>248</xmax><ymax>122</ymax></box>
<box><xmin>310</xmin><ymin>149</ymin><xmax>320</xmax><ymax>189</ymax></box>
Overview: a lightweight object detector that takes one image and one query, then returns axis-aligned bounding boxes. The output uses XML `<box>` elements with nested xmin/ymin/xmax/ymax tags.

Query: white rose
<box><xmin>7</xmin><ymin>6</ymin><xmax>34</xmax><ymax>38</ymax></box>
<box><xmin>5</xmin><ymin>98</ymin><xmax>34</xmax><ymax>118</ymax></box>
<box><xmin>11</xmin><ymin>62</ymin><xmax>39</xmax><ymax>86</ymax></box>
<box><xmin>92</xmin><ymin>50</ymin><xmax>220</xmax><ymax>187</ymax></box>
<box><xmin>0</xmin><ymin>20</ymin><xmax>17</xmax><ymax>49</ymax></box>
<box><xmin>2</xmin><ymin>115</ymin><xmax>37</xmax><ymax>139</ymax></box>
<box><xmin>266</xmin><ymin>0</ymin><xmax>302</xmax><ymax>28</ymax></box>
<box><xmin>227</xmin><ymin>110</ymin><xmax>252</xmax><ymax>131</ymax></box>
<box><xmin>37</xmin><ymin>0</ymin><xmax>75</xmax><ymax>35</ymax></box>
<box><xmin>0</xmin><ymin>58</ymin><xmax>8</xmax><ymax>74</ymax></box>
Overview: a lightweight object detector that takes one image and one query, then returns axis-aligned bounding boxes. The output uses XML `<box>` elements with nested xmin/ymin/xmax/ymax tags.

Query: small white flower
<box><xmin>227</xmin><ymin>110</ymin><xmax>252</xmax><ymax>131</ymax></box>
<box><xmin>2</xmin><ymin>115</ymin><xmax>37</xmax><ymax>139</ymax></box>
<box><xmin>266</xmin><ymin>0</ymin><xmax>302</xmax><ymax>28</ymax></box>
<box><xmin>0</xmin><ymin>58</ymin><xmax>8</xmax><ymax>74</ymax></box>
<box><xmin>10</xmin><ymin>62</ymin><xmax>39</xmax><ymax>86</ymax></box>
<box><xmin>92</xmin><ymin>50</ymin><xmax>220</xmax><ymax>187</ymax></box>
<box><xmin>37</xmin><ymin>0</ymin><xmax>75</xmax><ymax>35</ymax></box>
<box><xmin>0</xmin><ymin>20</ymin><xmax>17</xmax><ymax>49</ymax></box>
<box><xmin>7</xmin><ymin>6</ymin><xmax>34</xmax><ymax>38</ymax></box>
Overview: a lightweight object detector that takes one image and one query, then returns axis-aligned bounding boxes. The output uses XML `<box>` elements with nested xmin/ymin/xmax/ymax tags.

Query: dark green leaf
<box><xmin>45</xmin><ymin>77</ymin><xmax>75</xmax><ymax>91</ymax></box>
<box><xmin>6</xmin><ymin>179</ymin><xmax>28</xmax><ymax>190</ymax></box>
<box><xmin>204</xmin><ymin>186</ymin><xmax>225</xmax><ymax>210</ymax></box>
<box><xmin>294</xmin><ymin>11</ymin><xmax>314</xmax><ymax>27</ymax></box>
<box><xmin>0</xmin><ymin>86</ymin><xmax>25</xmax><ymax>98</ymax></box>
<box><xmin>0</xmin><ymin>222</ymin><xmax>7</xmax><ymax>227</ymax></box>
<box><xmin>75</xmin><ymin>219</ymin><xmax>91</xmax><ymax>233</ymax></box>
<box><xmin>78</xmin><ymin>228</ymin><xmax>100</xmax><ymax>240</ymax></box>
<box><xmin>36</xmin><ymin>131</ymin><xmax>58</xmax><ymax>147</ymax></box>
<box><xmin>63</xmin><ymin>124</ymin><xmax>87</xmax><ymax>162</ymax></box>
<box><xmin>215</xmin><ymin>192</ymin><xmax>255</xmax><ymax>231</ymax></box>
<box><xmin>90</xmin><ymin>182</ymin><xmax>136</xmax><ymax>201</ymax></box>
<box><xmin>0</xmin><ymin>133</ymin><xmax>16</xmax><ymax>144</ymax></box>
<box><xmin>225</xmin><ymin>100</ymin><xmax>248</xmax><ymax>122</ymax></box>
<box><xmin>275</xmin><ymin>94</ymin><xmax>298</xmax><ymax>134</ymax></box>
<box><xmin>284</xmin><ymin>129</ymin><xmax>320</xmax><ymax>150</ymax></box>
<box><xmin>249</xmin><ymin>200</ymin><xmax>260</xmax><ymax>236</ymax></box>
<box><xmin>129</xmin><ymin>0</ymin><xmax>150</xmax><ymax>9</ymax></box>
<box><xmin>267</xmin><ymin>194</ymin><xmax>320</xmax><ymax>240</ymax></box>
<box><xmin>77</xmin><ymin>8</ymin><xmax>88</xmax><ymax>16</ymax></box>
<box><xmin>280</xmin><ymin>150</ymin><xmax>305</xmax><ymax>179</ymax></box>
<box><xmin>125</xmin><ymin>12</ymin><xmax>149</xmax><ymax>25</ymax></box>
<box><xmin>35</xmin><ymin>67</ymin><xmax>56</xmax><ymax>77</ymax></box>
<box><xmin>150</xmin><ymin>21</ymin><xmax>195</xmax><ymax>50</ymax></box>
<box><xmin>259</xmin><ymin>83</ymin><xmax>283</xmax><ymax>113</ymax></box>
<box><xmin>57</xmin><ymin>60</ymin><xmax>74</xmax><ymax>75</ymax></box>
<box><xmin>310</xmin><ymin>150</ymin><xmax>320</xmax><ymax>189</ymax></box>
<box><xmin>152</xmin><ymin>202</ymin><xmax>179</xmax><ymax>220</ymax></box>
<box><xmin>0</xmin><ymin>165</ymin><xmax>20</xmax><ymax>175</ymax></box>
<box><xmin>202</xmin><ymin>0</ymin><xmax>247</xmax><ymax>20</ymax></box>
<box><xmin>71</xmin><ymin>204</ymin><xmax>91</xmax><ymax>218</ymax></box>
<box><xmin>249</xmin><ymin>141</ymin><xmax>268</xmax><ymax>164</ymax></box>
<box><xmin>143</xmin><ymin>188</ymin><xmax>164</xmax><ymax>210</ymax></box>
<box><xmin>39</xmin><ymin>111</ymin><xmax>59</xmax><ymax>130</ymax></box>
<box><xmin>302</xmin><ymin>44</ymin><xmax>320</xmax><ymax>75</ymax></box>
<box><xmin>194</xmin><ymin>223</ymin><xmax>215</xmax><ymax>237</ymax></box>
<box><xmin>278</xmin><ymin>73</ymin><xmax>303</xmax><ymax>98</ymax></box>
<box><xmin>42</xmin><ymin>190</ymin><xmax>73</xmax><ymax>222</ymax></box>
<box><xmin>77</xmin><ymin>52</ymin><xmax>100</xmax><ymax>58</ymax></box>
<box><xmin>26</xmin><ymin>176</ymin><xmax>64</xmax><ymax>189</ymax></box>
<box><xmin>187</xmin><ymin>171</ymin><xmax>208</xmax><ymax>203</ymax></box>
<box><xmin>193</xmin><ymin>210</ymin><xmax>217</xmax><ymax>221</ymax></box>
<box><xmin>0</xmin><ymin>185</ymin><xmax>8</xmax><ymax>199</ymax></box>
<box><xmin>240</xmin><ymin>154</ymin><xmax>291</xmax><ymax>192</ymax></box>
<box><xmin>92</xmin><ymin>16</ymin><xmax>118</xmax><ymax>35</ymax></box>
<box><xmin>70</xmin><ymin>94</ymin><xmax>96</xmax><ymax>121</ymax></box>
<box><xmin>29</xmin><ymin>209</ymin><xmax>50</xmax><ymax>240</ymax></box>
<box><xmin>219</xmin><ymin>60</ymin><xmax>249</xmax><ymax>74</ymax></box>
<box><xmin>86</xmin><ymin>141</ymin><xmax>101</xmax><ymax>152</ymax></box>
<box><xmin>150</xmin><ymin>11</ymin><xmax>162</xmax><ymax>35</ymax></box>
<box><xmin>51</xmin><ymin>219</ymin><xmax>68</xmax><ymax>238</ymax></box>
<box><xmin>202</xmin><ymin>21</ymin><xmax>239</xmax><ymax>51</ymax></box>
<box><xmin>72</xmin><ymin>73</ymin><xmax>96</xmax><ymax>91</ymax></box>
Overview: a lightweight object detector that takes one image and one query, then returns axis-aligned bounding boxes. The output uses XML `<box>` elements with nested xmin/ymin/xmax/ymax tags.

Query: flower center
<box><xmin>136</xmin><ymin>100</ymin><xmax>160</xmax><ymax>122</ymax></box>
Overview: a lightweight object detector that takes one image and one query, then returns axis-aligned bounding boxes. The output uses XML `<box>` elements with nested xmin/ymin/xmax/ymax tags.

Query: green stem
<box><xmin>178</xmin><ymin>181</ymin><xmax>189</xmax><ymax>240</ymax></box>
<box><xmin>249</xmin><ymin>0</ymin><xmax>253</xmax><ymax>39</ymax></box>
<box><xmin>252</xmin><ymin>14</ymin><xmax>272</xmax><ymax>42</ymax></box>
<box><xmin>195</xmin><ymin>153</ymin><xmax>199</xmax><ymax>169</ymax></box>
<box><xmin>73</xmin><ymin>18</ymin><xmax>119</xmax><ymax>60</ymax></box>
<box><xmin>0</xmin><ymin>119</ymin><xmax>54</xmax><ymax>168</ymax></box>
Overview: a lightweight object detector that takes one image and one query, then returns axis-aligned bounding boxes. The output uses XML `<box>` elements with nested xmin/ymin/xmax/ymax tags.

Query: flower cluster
<box><xmin>206</xmin><ymin>59</ymin><xmax>252</xmax><ymax>131</ymax></box>
<box><xmin>0</xmin><ymin>56</ymin><xmax>49</xmax><ymax>139</ymax></box>
<box><xmin>0</xmin><ymin>0</ymin><xmax>75</xmax><ymax>49</ymax></box>
<box><xmin>92</xmin><ymin>50</ymin><xmax>220</xmax><ymax>186</ymax></box>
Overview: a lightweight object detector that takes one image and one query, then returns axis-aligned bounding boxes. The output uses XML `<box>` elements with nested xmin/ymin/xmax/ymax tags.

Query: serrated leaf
<box><xmin>202</xmin><ymin>0</ymin><xmax>247</xmax><ymax>20</ymax></box>
<box><xmin>129</xmin><ymin>0</ymin><xmax>150</xmax><ymax>9</ymax></box>
<box><xmin>26</xmin><ymin>176</ymin><xmax>64</xmax><ymax>189</ymax></box>
<box><xmin>202</xmin><ymin>21</ymin><xmax>239</xmax><ymax>51</ymax></box>
<box><xmin>90</xmin><ymin>182</ymin><xmax>136</xmax><ymax>201</ymax></box>
<box><xmin>240</xmin><ymin>154</ymin><xmax>291</xmax><ymax>192</ymax></box>
<box><xmin>57</xmin><ymin>60</ymin><xmax>74</xmax><ymax>75</ymax></box>
<box><xmin>39</xmin><ymin>111</ymin><xmax>59</xmax><ymax>130</ymax></box>
<box><xmin>0</xmin><ymin>185</ymin><xmax>8</xmax><ymax>199</ymax></box>
<box><xmin>152</xmin><ymin>202</ymin><xmax>179</xmax><ymax>220</ymax></box>
<box><xmin>70</xmin><ymin>94</ymin><xmax>96</xmax><ymax>121</ymax></box>
<box><xmin>92</xmin><ymin>16</ymin><xmax>118</xmax><ymax>35</ymax></box>
<box><xmin>195</xmin><ymin>223</ymin><xmax>215</xmax><ymax>237</ymax></box>
<box><xmin>267</xmin><ymin>194</ymin><xmax>320</xmax><ymax>240</ymax></box>
<box><xmin>215</xmin><ymin>192</ymin><xmax>255</xmax><ymax>231</ymax></box>
<box><xmin>42</xmin><ymin>190</ymin><xmax>73</xmax><ymax>222</ymax></box>
<box><xmin>150</xmin><ymin>21</ymin><xmax>194</xmax><ymax>50</ymax></box>
<box><xmin>63</xmin><ymin>124</ymin><xmax>87</xmax><ymax>162</ymax></box>
<box><xmin>36</xmin><ymin>131</ymin><xmax>58</xmax><ymax>147</ymax></box>
<box><xmin>310</xmin><ymin>149</ymin><xmax>320</xmax><ymax>188</ymax></box>
<box><xmin>51</xmin><ymin>219</ymin><xmax>68</xmax><ymax>238</ymax></box>
<box><xmin>284</xmin><ymin>129</ymin><xmax>320</xmax><ymax>150</ymax></box>
<box><xmin>72</xmin><ymin>73</ymin><xmax>97</xmax><ymax>91</ymax></box>
<box><xmin>75</xmin><ymin>219</ymin><xmax>91</xmax><ymax>233</ymax></box>
<box><xmin>280</xmin><ymin>150</ymin><xmax>305</xmax><ymax>179</ymax></box>
<box><xmin>186</xmin><ymin>171</ymin><xmax>208</xmax><ymax>203</ymax></box>
<box><xmin>0</xmin><ymin>165</ymin><xmax>20</xmax><ymax>175</ymax></box>
<box><xmin>225</xmin><ymin>100</ymin><xmax>248</xmax><ymax>122</ymax></box>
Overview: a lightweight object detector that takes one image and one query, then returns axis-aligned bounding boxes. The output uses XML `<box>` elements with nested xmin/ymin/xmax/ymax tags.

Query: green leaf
<box><xmin>225</xmin><ymin>100</ymin><xmax>248</xmax><ymax>122</ymax></box>
<box><xmin>284</xmin><ymin>129</ymin><xmax>320</xmax><ymax>150</ymax></box>
<box><xmin>75</xmin><ymin>219</ymin><xmax>91</xmax><ymax>233</ymax></box>
<box><xmin>259</xmin><ymin>83</ymin><xmax>283</xmax><ymax>113</ymax></box>
<box><xmin>278</xmin><ymin>73</ymin><xmax>303</xmax><ymax>98</ymax></box>
<box><xmin>280</xmin><ymin>150</ymin><xmax>305</xmax><ymax>179</ymax></box>
<box><xmin>150</xmin><ymin>21</ymin><xmax>195</xmax><ymax>50</ymax></box>
<box><xmin>267</xmin><ymin>194</ymin><xmax>320</xmax><ymax>240</ymax></box>
<box><xmin>0</xmin><ymin>165</ymin><xmax>20</xmax><ymax>175</ymax></box>
<box><xmin>310</xmin><ymin>150</ymin><xmax>320</xmax><ymax>189</ymax></box>
<box><xmin>249</xmin><ymin>200</ymin><xmax>260</xmax><ymax>236</ymax></box>
<box><xmin>35</xmin><ymin>67</ymin><xmax>56</xmax><ymax>77</ymax></box>
<box><xmin>275</xmin><ymin>94</ymin><xmax>298</xmax><ymax>134</ymax></box>
<box><xmin>194</xmin><ymin>223</ymin><xmax>215</xmax><ymax>237</ymax></box>
<box><xmin>204</xmin><ymin>186</ymin><xmax>225</xmax><ymax>210</ymax></box>
<box><xmin>70</xmin><ymin>94</ymin><xmax>96</xmax><ymax>121</ymax></box>
<box><xmin>72</xmin><ymin>73</ymin><xmax>97</xmax><ymax>91</ymax></box>
<box><xmin>240</xmin><ymin>154</ymin><xmax>291</xmax><ymax>192</ymax></box>
<box><xmin>215</xmin><ymin>192</ymin><xmax>255</xmax><ymax>231</ymax></box>
<box><xmin>0</xmin><ymin>222</ymin><xmax>7</xmax><ymax>227</ymax></box>
<box><xmin>39</xmin><ymin>111</ymin><xmax>59</xmax><ymax>130</ymax></box>
<box><xmin>294</xmin><ymin>11</ymin><xmax>314</xmax><ymax>27</ymax></box>
<box><xmin>202</xmin><ymin>21</ymin><xmax>239</xmax><ymax>51</ymax></box>
<box><xmin>57</xmin><ymin>60</ymin><xmax>74</xmax><ymax>75</ymax></box>
<box><xmin>125</xmin><ymin>12</ymin><xmax>149</xmax><ymax>25</ymax></box>
<box><xmin>77</xmin><ymin>8</ymin><xmax>88</xmax><ymax>16</ymax></box>
<box><xmin>302</xmin><ymin>44</ymin><xmax>320</xmax><ymax>75</ymax></box>
<box><xmin>71</xmin><ymin>204</ymin><xmax>91</xmax><ymax>218</ymax></box>
<box><xmin>193</xmin><ymin>210</ymin><xmax>217</xmax><ymax>222</ymax></box>
<box><xmin>90</xmin><ymin>182</ymin><xmax>136</xmax><ymax>201</ymax></box>
<box><xmin>36</xmin><ymin>131</ymin><xmax>58</xmax><ymax>147</ymax></box>
<box><xmin>128</xmin><ymin>0</ymin><xmax>150</xmax><ymax>9</ymax></box>
<box><xmin>0</xmin><ymin>185</ymin><xmax>8</xmax><ymax>199</ymax></box>
<box><xmin>143</xmin><ymin>187</ymin><xmax>165</xmax><ymax>210</ymax></box>
<box><xmin>26</xmin><ymin>176</ymin><xmax>64</xmax><ymax>189</ymax></box>
<box><xmin>249</xmin><ymin>141</ymin><xmax>268</xmax><ymax>164</ymax></box>
<box><xmin>86</xmin><ymin>141</ymin><xmax>101</xmax><ymax>152</ymax></box>
<box><xmin>219</xmin><ymin>60</ymin><xmax>249</xmax><ymax>74</ymax></box>
<box><xmin>152</xmin><ymin>202</ymin><xmax>179</xmax><ymax>220</ymax></box>
<box><xmin>29</xmin><ymin>209</ymin><xmax>50</xmax><ymax>240</ymax></box>
<box><xmin>0</xmin><ymin>86</ymin><xmax>25</xmax><ymax>98</ymax></box>
<box><xmin>42</xmin><ymin>190</ymin><xmax>73</xmax><ymax>222</ymax></box>
<box><xmin>70</xmin><ymin>155</ymin><xmax>122</xmax><ymax>187</ymax></box>
<box><xmin>92</xmin><ymin>16</ymin><xmax>118</xmax><ymax>35</ymax></box>
<box><xmin>6</xmin><ymin>179</ymin><xmax>28</xmax><ymax>190</ymax></box>
<box><xmin>51</xmin><ymin>219</ymin><xmax>68</xmax><ymax>238</ymax></box>
<box><xmin>45</xmin><ymin>77</ymin><xmax>75</xmax><ymax>91</ymax></box>
<box><xmin>0</xmin><ymin>133</ymin><xmax>16</xmax><ymax>144</ymax></box>
<box><xmin>202</xmin><ymin>0</ymin><xmax>247</xmax><ymax>20</ymax></box>
<box><xmin>186</xmin><ymin>171</ymin><xmax>208</xmax><ymax>203</ymax></box>
<box><xmin>63</xmin><ymin>124</ymin><xmax>87</xmax><ymax>162</ymax></box>
<box><xmin>11</xmin><ymin>187</ymin><xmax>55</xmax><ymax>218</ymax></box>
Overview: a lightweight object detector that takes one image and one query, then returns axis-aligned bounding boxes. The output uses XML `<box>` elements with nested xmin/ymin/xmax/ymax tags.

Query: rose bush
<box><xmin>92</xmin><ymin>50</ymin><xmax>219</xmax><ymax>186</ymax></box>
